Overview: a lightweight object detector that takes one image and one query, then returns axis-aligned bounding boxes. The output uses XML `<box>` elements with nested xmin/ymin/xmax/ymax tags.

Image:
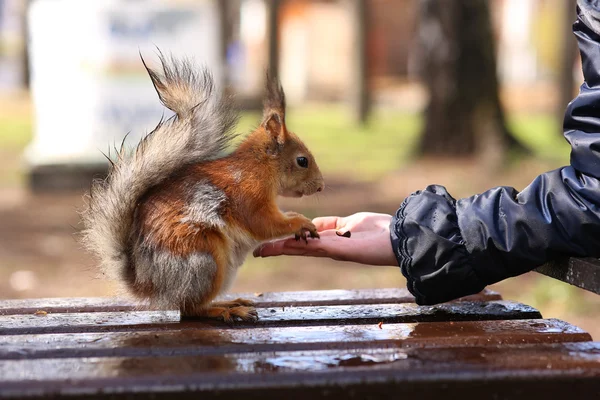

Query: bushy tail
<box><xmin>80</xmin><ymin>53</ymin><xmax>239</xmax><ymax>282</ymax></box>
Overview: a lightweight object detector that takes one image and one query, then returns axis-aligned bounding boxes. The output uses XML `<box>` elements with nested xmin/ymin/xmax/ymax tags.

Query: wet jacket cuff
<box><xmin>390</xmin><ymin>185</ymin><xmax>486</xmax><ymax>305</ymax></box>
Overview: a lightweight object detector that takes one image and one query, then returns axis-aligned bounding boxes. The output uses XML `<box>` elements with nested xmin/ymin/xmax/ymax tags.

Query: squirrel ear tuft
<box><xmin>263</xmin><ymin>70</ymin><xmax>286</xmax><ymax>121</ymax></box>
<box><xmin>262</xmin><ymin>71</ymin><xmax>287</xmax><ymax>151</ymax></box>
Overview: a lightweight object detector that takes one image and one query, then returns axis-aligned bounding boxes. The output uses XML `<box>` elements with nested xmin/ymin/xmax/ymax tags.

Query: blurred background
<box><xmin>1</xmin><ymin>0</ymin><xmax>599</xmax><ymax>338</ymax></box>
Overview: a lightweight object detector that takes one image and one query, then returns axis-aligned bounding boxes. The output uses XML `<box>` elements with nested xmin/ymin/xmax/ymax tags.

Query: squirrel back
<box><xmin>80</xmin><ymin>54</ymin><xmax>238</xmax><ymax>284</ymax></box>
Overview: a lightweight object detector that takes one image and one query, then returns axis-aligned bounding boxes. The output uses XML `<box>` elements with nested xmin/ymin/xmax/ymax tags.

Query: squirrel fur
<box><xmin>81</xmin><ymin>54</ymin><xmax>324</xmax><ymax>321</ymax></box>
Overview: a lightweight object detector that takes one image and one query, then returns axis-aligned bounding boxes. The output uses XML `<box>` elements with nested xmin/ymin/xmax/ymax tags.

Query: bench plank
<box><xmin>0</xmin><ymin>319</ymin><xmax>589</xmax><ymax>360</ymax></box>
<box><xmin>1</xmin><ymin>343</ymin><xmax>599</xmax><ymax>399</ymax></box>
<box><xmin>0</xmin><ymin>289</ymin><xmax>502</xmax><ymax>315</ymax></box>
<box><xmin>537</xmin><ymin>257</ymin><xmax>600</xmax><ymax>295</ymax></box>
<box><xmin>1</xmin><ymin>289</ymin><xmax>594</xmax><ymax>399</ymax></box>
<box><xmin>0</xmin><ymin>301</ymin><xmax>541</xmax><ymax>335</ymax></box>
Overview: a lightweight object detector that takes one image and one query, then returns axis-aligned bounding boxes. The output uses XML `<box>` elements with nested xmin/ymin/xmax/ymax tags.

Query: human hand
<box><xmin>253</xmin><ymin>212</ymin><xmax>398</xmax><ymax>266</ymax></box>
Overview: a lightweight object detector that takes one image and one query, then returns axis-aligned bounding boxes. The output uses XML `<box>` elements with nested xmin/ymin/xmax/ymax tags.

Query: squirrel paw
<box><xmin>181</xmin><ymin>303</ymin><xmax>258</xmax><ymax>322</ymax></box>
<box><xmin>294</xmin><ymin>224</ymin><xmax>320</xmax><ymax>243</ymax></box>
<box><xmin>212</xmin><ymin>298</ymin><xmax>256</xmax><ymax>308</ymax></box>
<box><xmin>211</xmin><ymin>306</ymin><xmax>257</xmax><ymax>322</ymax></box>
<box><xmin>284</xmin><ymin>212</ymin><xmax>320</xmax><ymax>243</ymax></box>
<box><xmin>229</xmin><ymin>306</ymin><xmax>259</xmax><ymax>322</ymax></box>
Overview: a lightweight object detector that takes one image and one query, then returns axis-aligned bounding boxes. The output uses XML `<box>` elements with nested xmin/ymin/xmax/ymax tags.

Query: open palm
<box><xmin>253</xmin><ymin>212</ymin><xmax>397</xmax><ymax>266</ymax></box>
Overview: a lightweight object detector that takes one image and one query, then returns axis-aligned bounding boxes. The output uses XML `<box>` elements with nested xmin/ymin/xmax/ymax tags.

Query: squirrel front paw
<box><xmin>295</xmin><ymin>225</ymin><xmax>320</xmax><ymax>242</ymax></box>
<box><xmin>294</xmin><ymin>218</ymin><xmax>320</xmax><ymax>243</ymax></box>
<box><xmin>282</xmin><ymin>212</ymin><xmax>320</xmax><ymax>242</ymax></box>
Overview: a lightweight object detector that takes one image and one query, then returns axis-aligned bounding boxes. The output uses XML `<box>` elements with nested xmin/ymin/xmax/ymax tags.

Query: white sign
<box><xmin>25</xmin><ymin>0</ymin><xmax>221</xmax><ymax>167</ymax></box>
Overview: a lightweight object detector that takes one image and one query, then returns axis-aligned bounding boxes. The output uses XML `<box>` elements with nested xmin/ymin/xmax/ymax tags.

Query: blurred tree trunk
<box><xmin>417</xmin><ymin>0</ymin><xmax>525</xmax><ymax>157</ymax></box>
<box><xmin>267</xmin><ymin>0</ymin><xmax>281</xmax><ymax>78</ymax></box>
<box><xmin>21</xmin><ymin>0</ymin><xmax>30</xmax><ymax>89</ymax></box>
<box><xmin>557</xmin><ymin>0</ymin><xmax>578</xmax><ymax>133</ymax></box>
<box><xmin>351</xmin><ymin>0</ymin><xmax>370</xmax><ymax>125</ymax></box>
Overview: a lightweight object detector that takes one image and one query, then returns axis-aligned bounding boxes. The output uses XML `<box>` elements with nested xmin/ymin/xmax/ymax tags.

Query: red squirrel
<box><xmin>81</xmin><ymin>54</ymin><xmax>324</xmax><ymax>321</ymax></box>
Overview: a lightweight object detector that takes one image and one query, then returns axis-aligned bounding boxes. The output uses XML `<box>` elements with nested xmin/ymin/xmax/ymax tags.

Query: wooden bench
<box><xmin>1</xmin><ymin>280</ymin><xmax>600</xmax><ymax>399</ymax></box>
<box><xmin>537</xmin><ymin>257</ymin><xmax>600</xmax><ymax>295</ymax></box>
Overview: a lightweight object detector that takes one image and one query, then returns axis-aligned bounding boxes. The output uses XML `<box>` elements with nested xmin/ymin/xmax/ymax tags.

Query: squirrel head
<box><xmin>259</xmin><ymin>72</ymin><xmax>324</xmax><ymax>198</ymax></box>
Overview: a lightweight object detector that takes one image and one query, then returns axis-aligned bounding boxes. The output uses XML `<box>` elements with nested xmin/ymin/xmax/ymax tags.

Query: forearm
<box><xmin>456</xmin><ymin>168</ymin><xmax>600</xmax><ymax>284</ymax></box>
<box><xmin>392</xmin><ymin>168</ymin><xmax>600</xmax><ymax>305</ymax></box>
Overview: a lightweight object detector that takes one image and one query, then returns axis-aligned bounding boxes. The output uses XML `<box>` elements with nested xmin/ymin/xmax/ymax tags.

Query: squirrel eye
<box><xmin>296</xmin><ymin>156</ymin><xmax>309</xmax><ymax>168</ymax></box>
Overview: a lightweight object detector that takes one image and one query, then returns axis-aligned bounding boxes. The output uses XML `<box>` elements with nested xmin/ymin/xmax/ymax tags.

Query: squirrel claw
<box><xmin>294</xmin><ymin>232</ymin><xmax>309</xmax><ymax>243</ymax></box>
<box><xmin>230</xmin><ymin>306</ymin><xmax>259</xmax><ymax>322</ymax></box>
<box><xmin>295</xmin><ymin>227</ymin><xmax>319</xmax><ymax>242</ymax></box>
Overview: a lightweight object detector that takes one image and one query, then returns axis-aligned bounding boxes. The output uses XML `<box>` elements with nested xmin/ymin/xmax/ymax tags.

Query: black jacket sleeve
<box><xmin>390</xmin><ymin>2</ymin><xmax>600</xmax><ymax>306</ymax></box>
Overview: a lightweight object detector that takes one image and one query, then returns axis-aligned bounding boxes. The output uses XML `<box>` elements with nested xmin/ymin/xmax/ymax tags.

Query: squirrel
<box><xmin>80</xmin><ymin>53</ymin><xmax>324</xmax><ymax>322</ymax></box>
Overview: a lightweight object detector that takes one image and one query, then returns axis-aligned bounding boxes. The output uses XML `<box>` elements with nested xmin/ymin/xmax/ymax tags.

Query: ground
<box><xmin>1</xmin><ymin>92</ymin><xmax>599</xmax><ymax>340</ymax></box>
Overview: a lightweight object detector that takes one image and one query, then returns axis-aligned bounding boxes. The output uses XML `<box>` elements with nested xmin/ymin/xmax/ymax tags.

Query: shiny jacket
<box><xmin>390</xmin><ymin>1</ymin><xmax>600</xmax><ymax>305</ymax></box>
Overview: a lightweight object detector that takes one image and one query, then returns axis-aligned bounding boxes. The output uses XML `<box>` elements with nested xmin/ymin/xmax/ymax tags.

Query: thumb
<box><xmin>312</xmin><ymin>216</ymin><xmax>345</xmax><ymax>231</ymax></box>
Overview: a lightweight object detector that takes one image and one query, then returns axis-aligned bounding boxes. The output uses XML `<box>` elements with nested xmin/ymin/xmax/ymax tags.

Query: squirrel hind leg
<box><xmin>132</xmin><ymin>240</ymin><xmax>226</xmax><ymax>311</ymax></box>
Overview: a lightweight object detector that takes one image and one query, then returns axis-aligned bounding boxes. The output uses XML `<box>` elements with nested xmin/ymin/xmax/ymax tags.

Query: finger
<box><xmin>252</xmin><ymin>230</ymin><xmax>339</xmax><ymax>257</ymax></box>
<box><xmin>312</xmin><ymin>216</ymin><xmax>345</xmax><ymax>231</ymax></box>
<box><xmin>254</xmin><ymin>237</ymin><xmax>328</xmax><ymax>258</ymax></box>
<box><xmin>253</xmin><ymin>240</ymin><xmax>285</xmax><ymax>257</ymax></box>
<box><xmin>276</xmin><ymin>231</ymin><xmax>391</xmax><ymax>265</ymax></box>
<box><xmin>255</xmin><ymin>230</ymin><xmax>357</xmax><ymax>259</ymax></box>
<box><xmin>254</xmin><ymin>230</ymin><xmax>396</xmax><ymax>266</ymax></box>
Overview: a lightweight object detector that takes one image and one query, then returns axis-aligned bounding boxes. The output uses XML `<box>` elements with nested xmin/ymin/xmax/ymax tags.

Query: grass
<box><xmin>236</xmin><ymin>106</ymin><xmax>570</xmax><ymax>181</ymax></box>
<box><xmin>235</xmin><ymin>105</ymin><xmax>422</xmax><ymax>181</ymax></box>
<box><xmin>0</xmin><ymin>116</ymin><xmax>33</xmax><ymax>186</ymax></box>
<box><xmin>0</xmin><ymin>116</ymin><xmax>32</xmax><ymax>151</ymax></box>
<box><xmin>0</xmin><ymin>104</ymin><xmax>571</xmax><ymax>186</ymax></box>
<box><xmin>508</xmin><ymin>113</ymin><xmax>570</xmax><ymax>164</ymax></box>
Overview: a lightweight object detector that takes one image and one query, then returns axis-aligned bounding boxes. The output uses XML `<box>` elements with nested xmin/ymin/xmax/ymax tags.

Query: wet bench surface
<box><xmin>1</xmin><ymin>288</ymin><xmax>599</xmax><ymax>400</ymax></box>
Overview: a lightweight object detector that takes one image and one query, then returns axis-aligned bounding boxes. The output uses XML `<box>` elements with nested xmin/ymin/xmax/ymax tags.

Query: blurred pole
<box><xmin>218</xmin><ymin>0</ymin><xmax>239</xmax><ymax>91</ymax></box>
<box><xmin>351</xmin><ymin>0</ymin><xmax>370</xmax><ymax>125</ymax></box>
<box><xmin>267</xmin><ymin>0</ymin><xmax>281</xmax><ymax>78</ymax></box>
<box><xmin>557</xmin><ymin>0</ymin><xmax>578</xmax><ymax>133</ymax></box>
<box><xmin>20</xmin><ymin>0</ymin><xmax>30</xmax><ymax>89</ymax></box>
<box><xmin>218</xmin><ymin>0</ymin><xmax>229</xmax><ymax>84</ymax></box>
